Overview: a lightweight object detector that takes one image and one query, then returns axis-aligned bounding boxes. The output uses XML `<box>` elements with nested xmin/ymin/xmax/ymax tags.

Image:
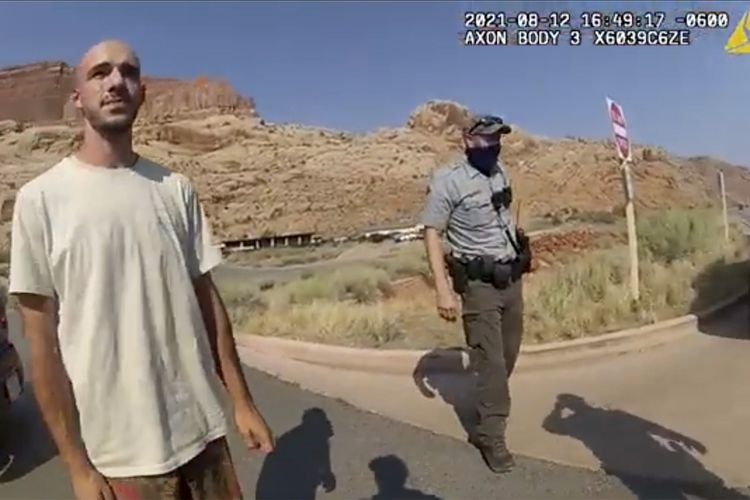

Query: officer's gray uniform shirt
<box><xmin>421</xmin><ymin>158</ymin><xmax>517</xmax><ymax>261</ymax></box>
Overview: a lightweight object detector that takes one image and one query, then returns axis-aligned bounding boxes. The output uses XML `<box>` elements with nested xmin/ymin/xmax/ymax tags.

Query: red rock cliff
<box><xmin>0</xmin><ymin>61</ymin><xmax>74</xmax><ymax>124</ymax></box>
<box><xmin>0</xmin><ymin>61</ymin><xmax>258</xmax><ymax>125</ymax></box>
<box><xmin>136</xmin><ymin>76</ymin><xmax>258</xmax><ymax>123</ymax></box>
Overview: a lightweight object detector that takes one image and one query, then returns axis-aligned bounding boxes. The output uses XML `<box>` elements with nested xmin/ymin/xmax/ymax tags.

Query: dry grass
<box><xmin>225</xmin><ymin>244</ymin><xmax>346</xmax><ymax>267</ymax></box>
<box><xmin>522</xmin><ymin>209</ymin><xmax>748</xmax><ymax>343</ymax></box>
<box><xmin>218</xmin><ymin>209</ymin><xmax>748</xmax><ymax>349</ymax></box>
<box><xmin>371</xmin><ymin>241</ymin><xmax>431</xmax><ymax>281</ymax></box>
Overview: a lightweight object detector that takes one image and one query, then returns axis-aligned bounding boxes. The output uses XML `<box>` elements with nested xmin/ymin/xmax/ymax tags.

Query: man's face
<box><xmin>463</xmin><ymin>133</ymin><xmax>502</xmax><ymax>171</ymax></box>
<box><xmin>73</xmin><ymin>41</ymin><xmax>145</xmax><ymax>134</ymax></box>
<box><xmin>463</xmin><ymin>133</ymin><xmax>500</xmax><ymax>150</ymax></box>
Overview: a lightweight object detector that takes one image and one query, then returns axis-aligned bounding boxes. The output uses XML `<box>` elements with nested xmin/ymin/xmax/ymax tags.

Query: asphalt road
<box><xmin>0</xmin><ymin>316</ymin><xmax>646</xmax><ymax>500</ymax></box>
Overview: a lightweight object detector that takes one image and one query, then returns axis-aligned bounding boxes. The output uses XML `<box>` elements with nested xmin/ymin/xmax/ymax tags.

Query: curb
<box><xmin>235</xmin><ymin>290</ymin><xmax>747</xmax><ymax>376</ymax></box>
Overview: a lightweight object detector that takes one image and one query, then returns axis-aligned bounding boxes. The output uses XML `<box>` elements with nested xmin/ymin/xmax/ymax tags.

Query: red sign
<box><xmin>606</xmin><ymin>97</ymin><xmax>631</xmax><ymax>162</ymax></box>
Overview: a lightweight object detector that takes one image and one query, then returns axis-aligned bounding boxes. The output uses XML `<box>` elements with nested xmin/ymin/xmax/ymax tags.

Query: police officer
<box><xmin>421</xmin><ymin>114</ymin><xmax>531</xmax><ymax>473</ymax></box>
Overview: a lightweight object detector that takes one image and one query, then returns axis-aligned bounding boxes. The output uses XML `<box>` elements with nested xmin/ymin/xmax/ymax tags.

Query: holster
<box><xmin>445</xmin><ymin>254</ymin><xmax>468</xmax><ymax>294</ymax></box>
<box><xmin>513</xmin><ymin>228</ymin><xmax>532</xmax><ymax>280</ymax></box>
<box><xmin>445</xmin><ymin>229</ymin><xmax>532</xmax><ymax>293</ymax></box>
<box><xmin>446</xmin><ymin>254</ymin><xmax>515</xmax><ymax>291</ymax></box>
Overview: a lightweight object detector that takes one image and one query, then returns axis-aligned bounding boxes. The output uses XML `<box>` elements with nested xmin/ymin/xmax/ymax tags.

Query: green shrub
<box><xmin>637</xmin><ymin>209</ymin><xmax>722</xmax><ymax>263</ymax></box>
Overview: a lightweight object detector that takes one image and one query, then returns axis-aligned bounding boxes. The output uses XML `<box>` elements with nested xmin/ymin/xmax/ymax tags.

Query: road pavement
<box><xmin>2</xmin><ymin>315</ymin><xmax>645</xmax><ymax>500</ymax></box>
<box><xmin>239</xmin><ymin>301</ymin><xmax>750</xmax><ymax>499</ymax></box>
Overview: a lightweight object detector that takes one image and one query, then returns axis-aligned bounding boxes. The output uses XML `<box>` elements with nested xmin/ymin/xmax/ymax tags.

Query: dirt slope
<box><xmin>1</xmin><ymin>95</ymin><xmax>748</xmax><ymax>246</ymax></box>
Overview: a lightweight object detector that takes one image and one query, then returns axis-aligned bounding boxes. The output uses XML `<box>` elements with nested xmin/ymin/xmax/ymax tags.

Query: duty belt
<box><xmin>445</xmin><ymin>254</ymin><xmax>522</xmax><ymax>292</ymax></box>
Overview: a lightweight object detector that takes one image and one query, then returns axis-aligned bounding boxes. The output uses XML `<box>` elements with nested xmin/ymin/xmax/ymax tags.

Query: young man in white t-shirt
<box><xmin>9</xmin><ymin>39</ymin><xmax>274</xmax><ymax>499</ymax></box>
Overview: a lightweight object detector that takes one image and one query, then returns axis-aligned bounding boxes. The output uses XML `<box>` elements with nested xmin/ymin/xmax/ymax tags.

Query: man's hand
<box><xmin>424</xmin><ymin>227</ymin><xmax>458</xmax><ymax>322</ymax></box>
<box><xmin>70</xmin><ymin>466</ymin><xmax>114</xmax><ymax>500</ymax></box>
<box><xmin>192</xmin><ymin>273</ymin><xmax>275</xmax><ymax>455</ymax></box>
<box><xmin>673</xmin><ymin>435</ymin><xmax>707</xmax><ymax>455</ymax></box>
<box><xmin>681</xmin><ymin>440</ymin><xmax>707</xmax><ymax>455</ymax></box>
<box><xmin>436</xmin><ymin>288</ymin><xmax>458</xmax><ymax>322</ymax></box>
<box><xmin>322</xmin><ymin>471</ymin><xmax>336</xmax><ymax>493</ymax></box>
<box><xmin>234</xmin><ymin>406</ymin><xmax>274</xmax><ymax>454</ymax></box>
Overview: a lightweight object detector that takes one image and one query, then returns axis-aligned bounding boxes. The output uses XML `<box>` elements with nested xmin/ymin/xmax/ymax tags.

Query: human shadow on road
<box><xmin>365</xmin><ymin>454</ymin><xmax>442</xmax><ymax>500</ymax></box>
<box><xmin>255</xmin><ymin>407</ymin><xmax>336</xmax><ymax>500</ymax></box>
<box><xmin>690</xmin><ymin>257</ymin><xmax>750</xmax><ymax>340</ymax></box>
<box><xmin>542</xmin><ymin>393</ymin><xmax>748</xmax><ymax>499</ymax></box>
<box><xmin>412</xmin><ymin>348</ymin><xmax>478</xmax><ymax>439</ymax></box>
<box><xmin>0</xmin><ymin>382</ymin><xmax>58</xmax><ymax>483</ymax></box>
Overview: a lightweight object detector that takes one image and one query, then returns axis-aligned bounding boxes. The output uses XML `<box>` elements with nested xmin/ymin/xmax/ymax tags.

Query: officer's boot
<box><xmin>489</xmin><ymin>422</ymin><xmax>515</xmax><ymax>473</ymax></box>
<box><xmin>469</xmin><ymin>419</ymin><xmax>515</xmax><ymax>473</ymax></box>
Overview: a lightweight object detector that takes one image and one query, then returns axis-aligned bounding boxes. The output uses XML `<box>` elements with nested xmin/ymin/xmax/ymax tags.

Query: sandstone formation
<box><xmin>1</xmin><ymin>63</ymin><xmax>748</xmax><ymax>246</ymax></box>
<box><xmin>406</xmin><ymin>99</ymin><xmax>473</xmax><ymax>137</ymax></box>
<box><xmin>0</xmin><ymin>61</ymin><xmax>74</xmax><ymax>124</ymax></box>
<box><xmin>135</xmin><ymin>77</ymin><xmax>259</xmax><ymax>124</ymax></box>
<box><xmin>0</xmin><ymin>61</ymin><xmax>259</xmax><ymax>126</ymax></box>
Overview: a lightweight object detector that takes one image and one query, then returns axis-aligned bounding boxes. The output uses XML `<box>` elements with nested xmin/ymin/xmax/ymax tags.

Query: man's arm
<box><xmin>424</xmin><ymin>228</ymin><xmax>452</xmax><ymax>295</ymax></box>
<box><xmin>192</xmin><ymin>272</ymin><xmax>274</xmax><ymax>452</ymax></box>
<box><xmin>8</xmin><ymin>188</ymin><xmax>113</xmax><ymax>497</ymax></box>
<box><xmin>182</xmin><ymin>180</ymin><xmax>256</xmax><ymax>411</ymax></box>
<box><xmin>8</xmin><ymin>189</ymin><xmax>90</xmax><ymax>471</ymax></box>
<box><xmin>421</xmin><ymin>173</ymin><xmax>457</xmax><ymax>321</ymax></box>
<box><xmin>192</xmin><ymin>272</ymin><xmax>257</xmax><ymax>412</ymax></box>
<box><xmin>17</xmin><ymin>293</ymin><xmax>93</xmax><ymax>475</ymax></box>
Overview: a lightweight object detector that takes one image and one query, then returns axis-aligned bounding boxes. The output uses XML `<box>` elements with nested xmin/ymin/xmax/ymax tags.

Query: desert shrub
<box><xmin>242</xmin><ymin>301</ymin><xmax>405</xmax><ymax>347</ymax></box>
<box><xmin>571</xmin><ymin>210</ymin><xmax>618</xmax><ymax>225</ymax></box>
<box><xmin>267</xmin><ymin>265</ymin><xmax>392</xmax><ymax>307</ymax></box>
<box><xmin>523</xmin><ymin>211</ymin><xmax>748</xmax><ymax>344</ymax></box>
<box><xmin>524</xmin><ymin>247</ymin><xmax>635</xmax><ymax>342</ymax></box>
<box><xmin>374</xmin><ymin>244</ymin><xmax>429</xmax><ymax>280</ymax></box>
<box><xmin>637</xmin><ymin>208</ymin><xmax>722</xmax><ymax>264</ymax></box>
<box><xmin>224</xmin><ymin>207</ymin><xmax>748</xmax><ymax>348</ymax></box>
<box><xmin>216</xmin><ymin>281</ymin><xmax>268</xmax><ymax>326</ymax></box>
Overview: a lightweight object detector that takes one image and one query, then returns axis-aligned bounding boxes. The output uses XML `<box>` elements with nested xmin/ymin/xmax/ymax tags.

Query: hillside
<box><xmin>1</xmin><ymin>61</ymin><xmax>749</xmax><ymax>248</ymax></box>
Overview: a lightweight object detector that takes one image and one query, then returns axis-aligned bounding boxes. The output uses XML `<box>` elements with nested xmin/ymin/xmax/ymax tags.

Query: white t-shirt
<box><xmin>8</xmin><ymin>155</ymin><xmax>229</xmax><ymax>478</ymax></box>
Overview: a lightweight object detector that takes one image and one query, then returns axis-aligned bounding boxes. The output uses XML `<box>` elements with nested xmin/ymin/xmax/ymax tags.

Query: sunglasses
<box><xmin>464</xmin><ymin>133</ymin><xmax>501</xmax><ymax>148</ymax></box>
<box><xmin>466</xmin><ymin>116</ymin><xmax>506</xmax><ymax>135</ymax></box>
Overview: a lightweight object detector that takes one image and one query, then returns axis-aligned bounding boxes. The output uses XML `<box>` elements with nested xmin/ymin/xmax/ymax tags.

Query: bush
<box><xmin>374</xmin><ymin>244</ymin><xmax>429</xmax><ymax>280</ymax></box>
<box><xmin>570</xmin><ymin>210</ymin><xmax>618</xmax><ymax>225</ymax></box>
<box><xmin>268</xmin><ymin>265</ymin><xmax>393</xmax><ymax>307</ymax></box>
<box><xmin>523</xmin><ymin>208</ymin><xmax>748</xmax><ymax>343</ymax></box>
<box><xmin>524</xmin><ymin>247</ymin><xmax>636</xmax><ymax>342</ymax></box>
<box><xmin>221</xmin><ymin>208</ymin><xmax>748</xmax><ymax>349</ymax></box>
<box><xmin>637</xmin><ymin>208</ymin><xmax>722</xmax><ymax>264</ymax></box>
<box><xmin>216</xmin><ymin>281</ymin><xmax>268</xmax><ymax>326</ymax></box>
<box><xmin>242</xmin><ymin>301</ymin><xmax>405</xmax><ymax>347</ymax></box>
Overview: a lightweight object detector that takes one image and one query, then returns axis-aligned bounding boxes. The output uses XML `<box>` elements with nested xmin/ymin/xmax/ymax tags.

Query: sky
<box><xmin>1</xmin><ymin>1</ymin><xmax>748</xmax><ymax>166</ymax></box>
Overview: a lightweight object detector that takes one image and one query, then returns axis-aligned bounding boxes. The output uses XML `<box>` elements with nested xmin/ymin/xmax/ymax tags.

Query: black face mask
<box><xmin>466</xmin><ymin>145</ymin><xmax>501</xmax><ymax>176</ymax></box>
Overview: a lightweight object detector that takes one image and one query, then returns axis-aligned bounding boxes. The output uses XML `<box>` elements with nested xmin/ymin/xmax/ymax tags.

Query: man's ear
<box><xmin>70</xmin><ymin>89</ymin><xmax>82</xmax><ymax>110</ymax></box>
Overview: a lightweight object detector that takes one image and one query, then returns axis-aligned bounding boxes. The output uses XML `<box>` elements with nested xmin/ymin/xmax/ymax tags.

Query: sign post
<box><xmin>606</xmin><ymin>97</ymin><xmax>640</xmax><ymax>302</ymax></box>
<box><xmin>718</xmin><ymin>170</ymin><xmax>729</xmax><ymax>242</ymax></box>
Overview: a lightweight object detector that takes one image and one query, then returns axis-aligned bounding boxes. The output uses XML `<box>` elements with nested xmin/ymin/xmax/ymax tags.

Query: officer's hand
<box><xmin>436</xmin><ymin>289</ymin><xmax>458</xmax><ymax>322</ymax></box>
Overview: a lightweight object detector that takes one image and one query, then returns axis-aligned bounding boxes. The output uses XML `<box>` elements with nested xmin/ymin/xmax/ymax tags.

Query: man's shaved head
<box><xmin>72</xmin><ymin>39</ymin><xmax>145</xmax><ymax>135</ymax></box>
<box><xmin>76</xmin><ymin>39</ymin><xmax>141</xmax><ymax>86</ymax></box>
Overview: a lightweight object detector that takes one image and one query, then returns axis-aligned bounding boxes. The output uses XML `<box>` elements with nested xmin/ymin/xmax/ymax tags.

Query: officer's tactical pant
<box><xmin>460</xmin><ymin>278</ymin><xmax>524</xmax><ymax>442</ymax></box>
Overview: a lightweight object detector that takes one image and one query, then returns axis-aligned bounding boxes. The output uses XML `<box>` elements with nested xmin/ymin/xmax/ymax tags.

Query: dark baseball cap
<box><xmin>465</xmin><ymin>114</ymin><xmax>512</xmax><ymax>136</ymax></box>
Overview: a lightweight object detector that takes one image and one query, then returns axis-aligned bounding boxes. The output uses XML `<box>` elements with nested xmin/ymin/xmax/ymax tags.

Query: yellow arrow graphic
<box><xmin>725</xmin><ymin>10</ymin><xmax>750</xmax><ymax>54</ymax></box>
